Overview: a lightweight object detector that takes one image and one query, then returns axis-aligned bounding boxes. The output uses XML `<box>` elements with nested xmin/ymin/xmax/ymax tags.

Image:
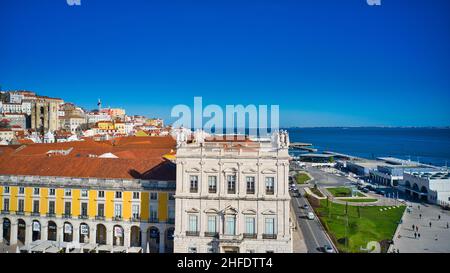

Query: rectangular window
<box><xmin>33</xmin><ymin>200</ymin><xmax>39</xmax><ymax>213</ymax></box>
<box><xmin>33</xmin><ymin>188</ymin><xmax>40</xmax><ymax>196</ymax></box>
<box><xmin>81</xmin><ymin>202</ymin><xmax>88</xmax><ymax>216</ymax></box>
<box><xmin>246</xmin><ymin>176</ymin><xmax>255</xmax><ymax>194</ymax></box>
<box><xmin>114</xmin><ymin>204</ymin><xmax>122</xmax><ymax>218</ymax></box>
<box><xmin>265</xmin><ymin>218</ymin><xmax>275</xmax><ymax>235</ymax></box>
<box><xmin>18</xmin><ymin>199</ymin><xmax>24</xmax><ymax>212</ymax></box>
<box><xmin>98</xmin><ymin>191</ymin><xmax>105</xmax><ymax>198</ymax></box>
<box><xmin>150</xmin><ymin>192</ymin><xmax>158</xmax><ymax>200</ymax></box>
<box><xmin>81</xmin><ymin>189</ymin><xmax>88</xmax><ymax>198</ymax></box>
<box><xmin>48</xmin><ymin>201</ymin><xmax>55</xmax><ymax>214</ymax></box>
<box><xmin>265</xmin><ymin>177</ymin><xmax>275</xmax><ymax>195</ymax></box>
<box><xmin>64</xmin><ymin>202</ymin><xmax>71</xmax><ymax>215</ymax></box>
<box><xmin>19</xmin><ymin>187</ymin><xmax>25</xmax><ymax>195</ymax></box>
<box><xmin>245</xmin><ymin>217</ymin><xmax>255</xmax><ymax>234</ymax></box>
<box><xmin>207</xmin><ymin>215</ymin><xmax>217</xmax><ymax>233</ymax></box>
<box><xmin>225</xmin><ymin>216</ymin><xmax>236</xmax><ymax>235</ymax></box>
<box><xmin>132</xmin><ymin>204</ymin><xmax>140</xmax><ymax>219</ymax></box>
<box><xmin>49</xmin><ymin>188</ymin><xmax>56</xmax><ymax>196</ymax></box>
<box><xmin>64</xmin><ymin>189</ymin><xmax>72</xmax><ymax>197</ymax></box>
<box><xmin>168</xmin><ymin>206</ymin><xmax>175</xmax><ymax>221</ymax></box>
<box><xmin>150</xmin><ymin>206</ymin><xmax>158</xmax><ymax>222</ymax></box>
<box><xmin>188</xmin><ymin>215</ymin><xmax>198</xmax><ymax>232</ymax></box>
<box><xmin>190</xmin><ymin>175</ymin><xmax>198</xmax><ymax>193</ymax></box>
<box><xmin>208</xmin><ymin>176</ymin><xmax>217</xmax><ymax>193</ymax></box>
<box><xmin>97</xmin><ymin>203</ymin><xmax>105</xmax><ymax>217</ymax></box>
<box><xmin>227</xmin><ymin>175</ymin><xmax>236</xmax><ymax>194</ymax></box>
<box><xmin>4</xmin><ymin>186</ymin><xmax>9</xmax><ymax>194</ymax></box>
<box><xmin>3</xmin><ymin>198</ymin><xmax>9</xmax><ymax>211</ymax></box>
<box><xmin>115</xmin><ymin>191</ymin><xmax>122</xmax><ymax>199</ymax></box>
<box><xmin>132</xmin><ymin>192</ymin><xmax>140</xmax><ymax>199</ymax></box>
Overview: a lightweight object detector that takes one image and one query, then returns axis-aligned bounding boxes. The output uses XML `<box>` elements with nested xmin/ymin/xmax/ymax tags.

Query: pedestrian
<box><xmin>429</xmin><ymin>222</ymin><xmax>432</xmax><ymax>228</ymax></box>
<box><xmin>438</xmin><ymin>215</ymin><xmax>441</xmax><ymax>221</ymax></box>
<box><xmin>418</xmin><ymin>233</ymin><xmax>420</xmax><ymax>239</ymax></box>
<box><xmin>418</xmin><ymin>205</ymin><xmax>420</xmax><ymax>210</ymax></box>
<box><xmin>414</xmin><ymin>232</ymin><xmax>417</xmax><ymax>239</ymax></box>
<box><xmin>412</xmin><ymin>224</ymin><xmax>415</xmax><ymax>231</ymax></box>
<box><xmin>447</xmin><ymin>222</ymin><xmax>449</xmax><ymax>229</ymax></box>
<box><xmin>397</xmin><ymin>249</ymin><xmax>400</xmax><ymax>253</ymax></box>
<box><xmin>434</xmin><ymin>235</ymin><xmax>438</xmax><ymax>241</ymax></box>
<box><xmin>419</xmin><ymin>214</ymin><xmax>422</xmax><ymax>219</ymax></box>
<box><xmin>416</xmin><ymin>226</ymin><xmax>418</xmax><ymax>232</ymax></box>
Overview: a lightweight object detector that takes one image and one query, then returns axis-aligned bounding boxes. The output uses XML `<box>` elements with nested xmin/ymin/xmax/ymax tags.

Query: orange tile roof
<box><xmin>0</xmin><ymin>136</ymin><xmax>177</xmax><ymax>180</ymax></box>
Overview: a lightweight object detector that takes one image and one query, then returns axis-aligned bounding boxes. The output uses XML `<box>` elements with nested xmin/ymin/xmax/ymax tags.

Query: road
<box><xmin>290</xmin><ymin>187</ymin><xmax>335</xmax><ymax>253</ymax></box>
<box><xmin>304</xmin><ymin>166</ymin><xmax>354</xmax><ymax>187</ymax></box>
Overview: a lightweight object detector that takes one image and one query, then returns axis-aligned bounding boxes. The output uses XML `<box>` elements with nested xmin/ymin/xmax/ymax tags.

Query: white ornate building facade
<box><xmin>174</xmin><ymin>130</ymin><xmax>293</xmax><ymax>253</ymax></box>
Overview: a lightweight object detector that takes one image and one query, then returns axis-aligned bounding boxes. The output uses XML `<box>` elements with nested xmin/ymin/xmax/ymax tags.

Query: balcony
<box><xmin>243</xmin><ymin>233</ymin><xmax>257</xmax><ymax>239</ymax></box>
<box><xmin>186</xmin><ymin>231</ymin><xmax>200</xmax><ymax>237</ymax></box>
<box><xmin>189</xmin><ymin>188</ymin><xmax>198</xmax><ymax>193</ymax></box>
<box><xmin>167</xmin><ymin>218</ymin><xmax>175</xmax><ymax>224</ymax></box>
<box><xmin>1</xmin><ymin>210</ymin><xmax>10</xmax><ymax>215</ymax></box>
<box><xmin>262</xmin><ymin>234</ymin><xmax>277</xmax><ymax>239</ymax></box>
<box><xmin>130</xmin><ymin>216</ymin><xmax>141</xmax><ymax>223</ymax></box>
<box><xmin>208</xmin><ymin>188</ymin><xmax>217</xmax><ymax>194</ymax></box>
<box><xmin>16</xmin><ymin>211</ymin><xmax>25</xmax><ymax>216</ymax></box>
<box><xmin>204</xmin><ymin>232</ymin><xmax>219</xmax><ymax>238</ymax></box>
<box><xmin>46</xmin><ymin>213</ymin><xmax>56</xmax><ymax>218</ymax></box>
<box><xmin>62</xmin><ymin>214</ymin><xmax>72</xmax><ymax>219</ymax></box>
<box><xmin>246</xmin><ymin>189</ymin><xmax>255</xmax><ymax>195</ymax></box>
<box><xmin>149</xmin><ymin>218</ymin><xmax>159</xmax><ymax>223</ymax></box>
<box><xmin>95</xmin><ymin>215</ymin><xmax>105</xmax><ymax>221</ymax></box>
<box><xmin>228</xmin><ymin>189</ymin><xmax>236</xmax><ymax>194</ymax></box>
<box><xmin>113</xmin><ymin>216</ymin><xmax>123</xmax><ymax>221</ymax></box>
<box><xmin>78</xmin><ymin>215</ymin><xmax>89</xmax><ymax>220</ymax></box>
<box><xmin>31</xmin><ymin>212</ymin><xmax>40</xmax><ymax>217</ymax></box>
<box><xmin>266</xmin><ymin>190</ymin><xmax>274</xmax><ymax>195</ymax></box>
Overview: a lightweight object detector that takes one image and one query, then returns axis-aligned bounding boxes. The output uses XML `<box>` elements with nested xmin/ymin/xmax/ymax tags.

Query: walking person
<box><xmin>434</xmin><ymin>234</ymin><xmax>438</xmax><ymax>241</ymax></box>
<box><xmin>414</xmin><ymin>232</ymin><xmax>417</xmax><ymax>239</ymax></box>
<box><xmin>446</xmin><ymin>222</ymin><xmax>449</xmax><ymax>229</ymax></box>
<box><xmin>429</xmin><ymin>222</ymin><xmax>432</xmax><ymax>228</ymax></box>
<box><xmin>419</xmin><ymin>214</ymin><xmax>422</xmax><ymax>219</ymax></box>
<box><xmin>416</xmin><ymin>226</ymin><xmax>418</xmax><ymax>232</ymax></box>
<box><xmin>438</xmin><ymin>215</ymin><xmax>441</xmax><ymax>221</ymax></box>
<box><xmin>412</xmin><ymin>224</ymin><xmax>415</xmax><ymax>231</ymax></box>
<box><xmin>418</xmin><ymin>233</ymin><xmax>420</xmax><ymax>239</ymax></box>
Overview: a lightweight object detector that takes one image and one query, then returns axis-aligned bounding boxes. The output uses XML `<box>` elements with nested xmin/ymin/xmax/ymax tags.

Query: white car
<box><xmin>307</xmin><ymin>212</ymin><xmax>315</xmax><ymax>220</ymax></box>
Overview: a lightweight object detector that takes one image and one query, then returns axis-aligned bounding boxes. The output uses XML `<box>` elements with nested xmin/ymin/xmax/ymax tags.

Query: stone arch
<box><xmin>96</xmin><ymin>224</ymin><xmax>107</xmax><ymax>245</ymax></box>
<box><xmin>79</xmin><ymin>223</ymin><xmax>90</xmax><ymax>243</ymax></box>
<box><xmin>17</xmin><ymin>218</ymin><xmax>26</xmax><ymax>245</ymax></box>
<box><xmin>147</xmin><ymin>226</ymin><xmax>160</xmax><ymax>253</ymax></box>
<box><xmin>63</xmin><ymin>222</ymin><xmax>73</xmax><ymax>242</ymax></box>
<box><xmin>130</xmin><ymin>226</ymin><xmax>141</xmax><ymax>247</ymax></box>
<box><xmin>113</xmin><ymin>225</ymin><xmax>124</xmax><ymax>246</ymax></box>
<box><xmin>2</xmin><ymin>218</ymin><xmax>11</xmax><ymax>244</ymax></box>
<box><xmin>32</xmin><ymin>220</ymin><xmax>41</xmax><ymax>242</ymax></box>
<box><xmin>165</xmin><ymin>227</ymin><xmax>175</xmax><ymax>253</ymax></box>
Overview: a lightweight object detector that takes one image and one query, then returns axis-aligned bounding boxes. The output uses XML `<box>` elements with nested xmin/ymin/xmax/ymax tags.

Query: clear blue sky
<box><xmin>1</xmin><ymin>0</ymin><xmax>449</xmax><ymax>127</ymax></box>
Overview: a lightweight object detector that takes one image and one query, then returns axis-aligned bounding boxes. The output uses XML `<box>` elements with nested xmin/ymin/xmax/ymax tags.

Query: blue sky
<box><xmin>1</xmin><ymin>0</ymin><xmax>449</xmax><ymax>127</ymax></box>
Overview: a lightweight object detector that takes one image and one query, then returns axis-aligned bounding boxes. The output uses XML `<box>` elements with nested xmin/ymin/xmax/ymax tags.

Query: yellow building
<box><xmin>0</xmin><ymin>136</ymin><xmax>177</xmax><ymax>253</ymax></box>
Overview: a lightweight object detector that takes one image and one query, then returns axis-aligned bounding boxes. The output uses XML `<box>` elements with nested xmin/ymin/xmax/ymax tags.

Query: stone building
<box><xmin>31</xmin><ymin>96</ymin><xmax>63</xmax><ymax>134</ymax></box>
<box><xmin>173</xmin><ymin>130</ymin><xmax>293</xmax><ymax>253</ymax></box>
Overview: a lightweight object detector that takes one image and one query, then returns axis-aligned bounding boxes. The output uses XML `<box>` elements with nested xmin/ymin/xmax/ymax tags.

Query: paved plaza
<box><xmin>392</xmin><ymin>202</ymin><xmax>450</xmax><ymax>253</ymax></box>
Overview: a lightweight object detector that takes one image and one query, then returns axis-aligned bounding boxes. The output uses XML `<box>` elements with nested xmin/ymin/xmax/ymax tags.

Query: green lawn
<box><xmin>309</xmin><ymin>187</ymin><xmax>324</xmax><ymax>197</ymax></box>
<box><xmin>295</xmin><ymin>172</ymin><xmax>311</xmax><ymax>184</ymax></box>
<box><xmin>339</xmin><ymin>198</ymin><xmax>378</xmax><ymax>203</ymax></box>
<box><xmin>327</xmin><ymin>187</ymin><xmax>365</xmax><ymax>197</ymax></box>
<box><xmin>314</xmin><ymin>200</ymin><xmax>405</xmax><ymax>253</ymax></box>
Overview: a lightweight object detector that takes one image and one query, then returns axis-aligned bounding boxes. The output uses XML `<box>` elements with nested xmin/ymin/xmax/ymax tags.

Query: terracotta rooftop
<box><xmin>0</xmin><ymin>136</ymin><xmax>176</xmax><ymax>180</ymax></box>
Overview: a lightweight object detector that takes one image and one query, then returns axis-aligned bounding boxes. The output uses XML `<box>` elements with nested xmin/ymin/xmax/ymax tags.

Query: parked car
<box><xmin>324</xmin><ymin>245</ymin><xmax>334</xmax><ymax>253</ymax></box>
<box><xmin>303</xmin><ymin>204</ymin><xmax>309</xmax><ymax>209</ymax></box>
<box><xmin>307</xmin><ymin>212</ymin><xmax>315</xmax><ymax>220</ymax></box>
<box><xmin>361</xmin><ymin>188</ymin><xmax>369</xmax><ymax>193</ymax></box>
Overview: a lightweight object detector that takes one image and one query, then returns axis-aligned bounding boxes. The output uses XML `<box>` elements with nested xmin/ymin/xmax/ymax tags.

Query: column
<box><xmin>106</xmin><ymin>225</ymin><xmax>112</xmax><ymax>246</ymax></box>
<box><xmin>124</xmin><ymin>227</ymin><xmax>130</xmax><ymax>248</ymax></box>
<box><xmin>10</xmin><ymin>223</ymin><xmax>17</xmax><ymax>245</ymax></box>
<box><xmin>25</xmin><ymin>223</ymin><xmax>32</xmax><ymax>247</ymax></box>
<box><xmin>90</xmin><ymin>226</ymin><xmax>96</xmax><ymax>244</ymax></box>
<box><xmin>141</xmin><ymin>230</ymin><xmax>147</xmax><ymax>253</ymax></box>
<box><xmin>159</xmin><ymin>230</ymin><xmax>165</xmax><ymax>253</ymax></box>
<box><xmin>0</xmin><ymin>221</ymin><xmax>3</xmax><ymax>242</ymax></box>
<box><xmin>41</xmin><ymin>224</ymin><xmax>48</xmax><ymax>241</ymax></box>
<box><xmin>57</xmin><ymin>225</ymin><xmax>63</xmax><ymax>244</ymax></box>
<box><xmin>73</xmin><ymin>223</ymin><xmax>80</xmax><ymax>244</ymax></box>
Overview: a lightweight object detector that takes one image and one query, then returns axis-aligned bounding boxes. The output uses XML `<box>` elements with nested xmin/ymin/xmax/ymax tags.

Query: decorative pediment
<box><xmin>185</xmin><ymin>167</ymin><xmax>201</xmax><ymax>173</ymax></box>
<box><xmin>241</xmin><ymin>209</ymin><xmax>257</xmax><ymax>215</ymax></box>
<box><xmin>223</xmin><ymin>206</ymin><xmax>238</xmax><ymax>215</ymax></box>
<box><xmin>186</xmin><ymin>207</ymin><xmax>200</xmax><ymax>213</ymax></box>
<box><xmin>222</xmin><ymin>167</ymin><xmax>238</xmax><ymax>173</ymax></box>
<box><xmin>261</xmin><ymin>209</ymin><xmax>276</xmax><ymax>215</ymax></box>
<box><xmin>261</xmin><ymin>168</ymin><xmax>277</xmax><ymax>174</ymax></box>
<box><xmin>204</xmin><ymin>208</ymin><xmax>219</xmax><ymax>214</ymax></box>
<box><xmin>242</xmin><ymin>168</ymin><xmax>257</xmax><ymax>174</ymax></box>
<box><xmin>204</xmin><ymin>168</ymin><xmax>219</xmax><ymax>173</ymax></box>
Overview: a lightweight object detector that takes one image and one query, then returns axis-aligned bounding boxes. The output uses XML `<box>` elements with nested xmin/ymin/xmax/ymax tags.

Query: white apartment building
<box><xmin>401</xmin><ymin>171</ymin><xmax>450</xmax><ymax>205</ymax></box>
<box><xmin>174</xmin><ymin>130</ymin><xmax>293</xmax><ymax>253</ymax></box>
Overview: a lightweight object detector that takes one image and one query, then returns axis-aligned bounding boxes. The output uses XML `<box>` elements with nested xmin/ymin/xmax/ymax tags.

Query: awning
<box><xmin>127</xmin><ymin>247</ymin><xmax>142</xmax><ymax>253</ymax></box>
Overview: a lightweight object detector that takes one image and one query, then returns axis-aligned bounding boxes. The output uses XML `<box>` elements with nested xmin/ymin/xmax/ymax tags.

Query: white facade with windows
<box><xmin>174</xmin><ymin>130</ymin><xmax>293</xmax><ymax>253</ymax></box>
